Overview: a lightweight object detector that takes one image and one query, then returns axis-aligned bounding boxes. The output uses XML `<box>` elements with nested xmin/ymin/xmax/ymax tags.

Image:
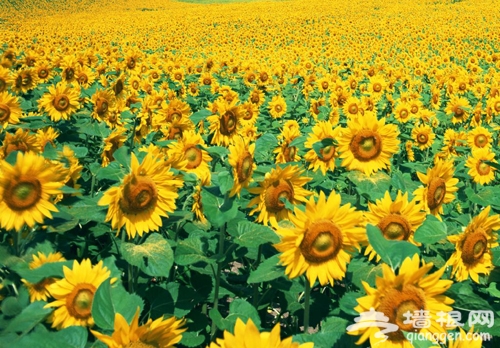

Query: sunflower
<box><xmin>92</xmin><ymin>307</ymin><xmax>186</xmax><ymax>348</ymax></box>
<box><xmin>364</xmin><ymin>191</ymin><xmax>426</xmax><ymax>261</ymax></box>
<box><xmin>304</xmin><ymin>121</ymin><xmax>341</xmax><ymax>175</ymax></box>
<box><xmin>0</xmin><ymin>66</ymin><xmax>12</xmax><ymax>92</ymax></box>
<box><xmin>45</xmin><ymin>259</ymin><xmax>112</xmax><ymax>329</ymax></box>
<box><xmin>274</xmin><ymin>190</ymin><xmax>365</xmax><ymax>286</ymax></box>
<box><xmin>411</xmin><ymin>123</ymin><xmax>436</xmax><ymax>150</ymax></box>
<box><xmin>349</xmin><ymin>255</ymin><xmax>454</xmax><ymax>347</ymax></box>
<box><xmin>90</xmin><ymin>89</ymin><xmax>116</xmax><ymax>120</ymax></box>
<box><xmin>21</xmin><ymin>251</ymin><xmax>66</xmax><ymax>302</ymax></box>
<box><xmin>447</xmin><ymin>206</ymin><xmax>500</xmax><ymax>283</ymax></box>
<box><xmin>75</xmin><ymin>65</ymin><xmax>96</xmax><ymax>89</ymax></box>
<box><xmin>274</xmin><ymin>124</ymin><xmax>301</xmax><ymax>164</ymax></box>
<box><xmin>98</xmin><ymin>152</ymin><xmax>183</xmax><ymax>239</ymax></box>
<box><xmin>393</xmin><ymin>102</ymin><xmax>413</xmax><ymax>123</ymax></box>
<box><xmin>413</xmin><ymin>159</ymin><xmax>459</xmax><ymax>218</ymax></box>
<box><xmin>101</xmin><ymin>127</ymin><xmax>128</xmax><ymax>167</ymax></box>
<box><xmin>440</xmin><ymin>129</ymin><xmax>467</xmax><ymax>159</ymax></box>
<box><xmin>207</xmin><ymin>99</ymin><xmax>243</xmax><ymax>146</ymax></box>
<box><xmin>209</xmin><ymin>318</ymin><xmax>313</xmax><ymax>348</ymax></box>
<box><xmin>248</xmin><ymin>165</ymin><xmax>312</xmax><ymax>227</ymax></box>
<box><xmin>1</xmin><ymin>128</ymin><xmax>42</xmax><ymax>159</ymax></box>
<box><xmin>12</xmin><ymin>68</ymin><xmax>38</xmax><ymax>94</ymax></box>
<box><xmin>0</xmin><ymin>151</ymin><xmax>64</xmax><ymax>231</ymax></box>
<box><xmin>240</xmin><ymin>101</ymin><xmax>259</xmax><ymax>126</ymax></box>
<box><xmin>228</xmin><ymin>136</ymin><xmax>256</xmax><ymax>198</ymax></box>
<box><xmin>447</xmin><ymin>327</ymin><xmax>483</xmax><ymax>348</ymax></box>
<box><xmin>38</xmin><ymin>82</ymin><xmax>80</xmax><ymax>122</ymax></box>
<box><xmin>191</xmin><ymin>184</ymin><xmax>207</xmax><ymax>223</ymax></box>
<box><xmin>466</xmin><ymin>126</ymin><xmax>492</xmax><ymax>150</ymax></box>
<box><xmin>342</xmin><ymin>96</ymin><xmax>363</xmax><ymax>118</ymax></box>
<box><xmin>337</xmin><ymin>113</ymin><xmax>400</xmax><ymax>176</ymax></box>
<box><xmin>268</xmin><ymin>95</ymin><xmax>287</xmax><ymax>119</ymax></box>
<box><xmin>0</xmin><ymin>91</ymin><xmax>22</xmax><ymax>128</ymax></box>
<box><xmin>154</xmin><ymin>98</ymin><xmax>191</xmax><ymax>130</ymax></box>
<box><xmin>36</xmin><ymin>127</ymin><xmax>60</xmax><ymax>150</ymax></box>
<box><xmin>34</xmin><ymin>61</ymin><xmax>53</xmax><ymax>83</ymax></box>
<box><xmin>367</xmin><ymin>75</ymin><xmax>386</xmax><ymax>100</ymax></box>
<box><xmin>445</xmin><ymin>95</ymin><xmax>470</xmax><ymax>124</ymax></box>
<box><xmin>465</xmin><ymin>148</ymin><xmax>496</xmax><ymax>185</ymax></box>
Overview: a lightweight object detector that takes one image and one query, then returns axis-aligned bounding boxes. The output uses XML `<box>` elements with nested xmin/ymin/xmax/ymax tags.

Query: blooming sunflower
<box><xmin>249</xmin><ymin>88</ymin><xmax>265</xmax><ymax>107</ymax></box>
<box><xmin>90</xmin><ymin>89</ymin><xmax>116</xmax><ymax>121</ymax></box>
<box><xmin>45</xmin><ymin>259</ymin><xmax>112</xmax><ymax>329</ymax></box>
<box><xmin>304</xmin><ymin>121</ymin><xmax>341</xmax><ymax>175</ymax></box>
<box><xmin>445</xmin><ymin>95</ymin><xmax>470</xmax><ymax>124</ymax></box>
<box><xmin>348</xmin><ymin>255</ymin><xmax>454</xmax><ymax>347</ymax></box>
<box><xmin>21</xmin><ymin>251</ymin><xmax>66</xmax><ymax>302</ymax></box>
<box><xmin>393</xmin><ymin>102</ymin><xmax>414</xmax><ymax>123</ymax></box>
<box><xmin>337</xmin><ymin>113</ymin><xmax>400</xmax><ymax>176</ymax></box>
<box><xmin>228</xmin><ymin>136</ymin><xmax>256</xmax><ymax>198</ymax></box>
<box><xmin>274</xmin><ymin>190</ymin><xmax>365</xmax><ymax>286</ymax></box>
<box><xmin>466</xmin><ymin>126</ymin><xmax>492</xmax><ymax>150</ymax></box>
<box><xmin>268</xmin><ymin>95</ymin><xmax>287</xmax><ymax>119</ymax></box>
<box><xmin>92</xmin><ymin>307</ymin><xmax>186</xmax><ymax>348</ymax></box>
<box><xmin>413</xmin><ymin>159</ymin><xmax>459</xmax><ymax>218</ymax></box>
<box><xmin>274</xmin><ymin>124</ymin><xmax>301</xmax><ymax>164</ymax></box>
<box><xmin>447</xmin><ymin>206</ymin><xmax>500</xmax><ymax>283</ymax></box>
<box><xmin>411</xmin><ymin>123</ymin><xmax>435</xmax><ymax>150</ymax></box>
<box><xmin>0</xmin><ymin>128</ymin><xmax>41</xmax><ymax>159</ymax></box>
<box><xmin>38</xmin><ymin>82</ymin><xmax>80</xmax><ymax>122</ymax></box>
<box><xmin>12</xmin><ymin>68</ymin><xmax>38</xmax><ymax>94</ymax></box>
<box><xmin>364</xmin><ymin>191</ymin><xmax>426</xmax><ymax>261</ymax></box>
<box><xmin>98</xmin><ymin>152</ymin><xmax>183</xmax><ymax>239</ymax></box>
<box><xmin>36</xmin><ymin>127</ymin><xmax>60</xmax><ymax>150</ymax></box>
<box><xmin>0</xmin><ymin>91</ymin><xmax>22</xmax><ymax>128</ymax></box>
<box><xmin>207</xmin><ymin>99</ymin><xmax>243</xmax><ymax>146</ymax></box>
<box><xmin>0</xmin><ymin>151</ymin><xmax>64</xmax><ymax>231</ymax></box>
<box><xmin>248</xmin><ymin>165</ymin><xmax>312</xmax><ymax>228</ymax></box>
<box><xmin>465</xmin><ymin>148</ymin><xmax>496</xmax><ymax>185</ymax></box>
<box><xmin>209</xmin><ymin>318</ymin><xmax>313</xmax><ymax>348</ymax></box>
<box><xmin>101</xmin><ymin>127</ymin><xmax>128</xmax><ymax>167</ymax></box>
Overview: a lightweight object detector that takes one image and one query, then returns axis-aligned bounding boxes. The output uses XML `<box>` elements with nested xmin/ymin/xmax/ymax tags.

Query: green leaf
<box><xmin>4</xmin><ymin>301</ymin><xmax>53</xmax><ymax>334</ymax></box>
<box><xmin>366</xmin><ymin>224</ymin><xmax>420</xmax><ymax>269</ymax></box>
<box><xmin>120</xmin><ymin>234</ymin><xmax>174</xmax><ymax>278</ymax></box>
<box><xmin>175</xmin><ymin>237</ymin><xmax>213</xmax><ymax>266</ymax></box>
<box><xmin>91</xmin><ymin>279</ymin><xmax>115</xmax><ymax>330</ymax></box>
<box><xmin>201</xmin><ymin>188</ymin><xmax>239</xmax><ymax>228</ymax></box>
<box><xmin>339</xmin><ymin>292</ymin><xmax>361</xmax><ymax>316</ymax></box>
<box><xmin>402</xmin><ymin>331</ymin><xmax>437</xmax><ymax>348</ymax></box>
<box><xmin>13</xmin><ymin>260</ymin><xmax>74</xmax><ymax>283</ymax></box>
<box><xmin>224</xmin><ymin>299</ymin><xmax>261</xmax><ymax>332</ymax></box>
<box><xmin>230</xmin><ymin>221</ymin><xmax>280</xmax><ymax>248</ymax></box>
<box><xmin>190</xmin><ymin>109</ymin><xmax>212</xmax><ymax>124</ymax></box>
<box><xmin>465</xmin><ymin>186</ymin><xmax>500</xmax><ymax>209</ymax></box>
<box><xmin>206</xmin><ymin>146</ymin><xmax>229</xmax><ymax>158</ymax></box>
<box><xmin>112</xmin><ymin>285</ymin><xmax>144</xmax><ymax>324</ymax></box>
<box><xmin>414</xmin><ymin>215</ymin><xmax>447</xmax><ymax>244</ymax></box>
<box><xmin>248</xmin><ymin>255</ymin><xmax>284</xmax><ymax>283</ymax></box>
<box><xmin>111</xmin><ymin>145</ymin><xmax>130</xmax><ymax>169</ymax></box>
<box><xmin>180</xmin><ymin>332</ymin><xmax>206</xmax><ymax>347</ymax></box>
<box><xmin>217</xmin><ymin>171</ymin><xmax>234</xmax><ymax>195</ymax></box>
<box><xmin>349</xmin><ymin>171</ymin><xmax>392</xmax><ymax>201</ymax></box>
<box><xmin>1</xmin><ymin>296</ymin><xmax>24</xmax><ymax>317</ymax></box>
<box><xmin>492</xmin><ymin>247</ymin><xmax>500</xmax><ymax>267</ymax></box>
<box><xmin>447</xmin><ymin>282</ymin><xmax>493</xmax><ymax>311</ymax></box>
<box><xmin>255</xmin><ymin>133</ymin><xmax>278</xmax><ymax>161</ymax></box>
<box><xmin>347</xmin><ymin>257</ymin><xmax>383</xmax><ymax>288</ymax></box>
<box><xmin>312</xmin><ymin>138</ymin><xmax>337</xmax><ymax>158</ymax></box>
<box><xmin>53</xmin><ymin>326</ymin><xmax>88</xmax><ymax>348</ymax></box>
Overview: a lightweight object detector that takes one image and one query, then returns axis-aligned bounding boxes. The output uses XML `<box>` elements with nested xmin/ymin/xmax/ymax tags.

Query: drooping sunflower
<box><xmin>0</xmin><ymin>151</ymin><xmax>64</xmax><ymax>231</ymax></box>
<box><xmin>101</xmin><ymin>127</ymin><xmax>128</xmax><ymax>167</ymax></box>
<box><xmin>411</xmin><ymin>123</ymin><xmax>436</xmax><ymax>150</ymax></box>
<box><xmin>447</xmin><ymin>206</ymin><xmax>500</xmax><ymax>283</ymax></box>
<box><xmin>45</xmin><ymin>259</ymin><xmax>112</xmax><ymax>329</ymax></box>
<box><xmin>191</xmin><ymin>184</ymin><xmax>207</xmax><ymax>224</ymax></box>
<box><xmin>274</xmin><ymin>123</ymin><xmax>301</xmax><ymax>164</ymax></box>
<box><xmin>268</xmin><ymin>95</ymin><xmax>287</xmax><ymax>119</ymax></box>
<box><xmin>38</xmin><ymin>82</ymin><xmax>80</xmax><ymax>122</ymax></box>
<box><xmin>248</xmin><ymin>165</ymin><xmax>312</xmax><ymax>228</ymax></box>
<box><xmin>0</xmin><ymin>128</ymin><xmax>42</xmax><ymax>159</ymax></box>
<box><xmin>348</xmin><ymin>255</ymin><xmax>455</xmax><ymax>347</ymax></box>
<box><xmin>92</xmin><ymin>307</ymin><xmax>186</xmax><ymax>348</ymax></box>
<box><xmin>274</xmin><ymin>190</ymin><xmax>365</xmax><ymax>287</ymax></box>
<box><xmin>337</xmin><ymin>113</ymin><xmax>400</xmax><ymax>176</ymax></box>
<box><xmin>413</xmin><ymin>159</ymin><xmax>459</xmax><ymax>218</ymax></box>
<box><xmin>98</xmin><ymin>152</ymin><xmax>183</xmax><ymax>239</ymax></box>
<box><xmin>364</xmin><ymin>191</ymin><xmax>426</xmax><ymax>261</ymax></box>
<box><xmin>466</xmin><ymin>126</ymin><xmax>493</xmax><ymax>150</ymax></box>
<box><xmin>304</xmin><ymin>121</ymin><xmax>341</xmax><ymax>175</ymax></box>
<box><xmin>228</xmin><ymin>136</ymin><xmax>256</xmax><ymax>198</ymax></box>
<box><xmin>207</xmin><ymin>99</ymin><xmax>243</xmax><ymax>147</ymax></box>
<box><xmin>21</xmin><ymin>251</ymin><xmax>66</xmax><ymax>302</ymax></box>
<box><xmin>465</xmin><ymin>148</ymin><xmax>497</xmax><ymax>185</ymax></box>
<box><xmin>209</xmin><ymin>318</ymin><xmax>313</xmax><ymax>348</ymax></box>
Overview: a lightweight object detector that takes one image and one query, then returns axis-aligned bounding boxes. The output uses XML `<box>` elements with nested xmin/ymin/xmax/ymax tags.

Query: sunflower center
<box><xmin>373</xmin><ymin>83</ymin><xmax>382</xmax><ymax>92</ymax></box>
<box><xmin>0</xmin><ymin>78</ymin><xmax>6</xmax><ymax>92</ymax></box>
<box><xmin>264</xmin><ymin>179</ymin><xmax>294</xmax><ymax>213</ymax></box>
<box><xmin>185</xmin><ymin>146</ymin><xmax>203</xmax><ymax>169</ymax></box>
<box><xmin>322</xmin><ymin>81</ymin><xmax>329</xmax><ymax>90</ymax></box>
<box><xmin>220</xmin><ymin>111</ymin><xmax>237</xmax><ymax>136</ymax></box>
<box><xmin>66</xmin><ymin>283</ymin><xmax>96</xmax><ymax>319</ymax></box>
<box><xmin>411</xmin><ymin>106</ymin><xmax>419</xmax><ymax>114</ymax></box>
<box><xmin>400</xmin><ymin>109</ymin><xmax>409</xmax><ymax>119</ymax></box>
<box><xmin>5</xmin><ymin>179</ymin><xmax>42</xmax><ymax>211</ymax></box>
<box><xmin>170</xmin><ymin>112</ymin><xmax>181</xmax><ymax>122</ymax></box>
<box><xmin>260</xmin><ymin>72</ymin><xmax>268</xmax><ymax>82</ymax></box>
<box><xmin>461</xmin><ymin>230</ymin><xmax>488</xmax><ymax>265</ymax></box>
<box><xmin>283</xmin><ymin>145</ymin><xmax>297</xmax><ymax>162</ymax></box>
<box><xmin>494</xmin><ymin>102</ymin><xmax>500</xmax><ymax>113</ymax></box>
<box><xmin>174</xmin><ymin>73</ymin><xmax>182</xmax><ymax>80</ymax></box>
<box><xmin>251</xmin><ymin>94</ymin><xmax>260</xmax><ymax>104</ymax></box>
<box><xmin>320</xmin><ymin>144</ymin><xmax>336</xmax><ymax>162</ymax></box>
<box><xmin>417</xmin><ymin>133</ymin><xmax>428</xmax><ymax>144</ymax></box>
<box><xmin>38</xmin><ymin>68</ymin><xmax>48</xmax><ymax>78</ymax></box>
<box><xmin>350</xmin><ymin>80</ymin><xmax>357</xmax><ymax>89</ymax></box>
<box><xmin>432</xmin><ymin>94</ymin><xmax>439</xmax><ymax>104</ymax></box>
<box><xmin>459</xmin><ymin>83</ymin><xmax>467</xmax><ymax>91</ymax></box>
<box><xmin>476</xmin><ymin>161</ymin><xmax>490</xmax><ymax>176</ymax></box>
<box><xmin>127</xmin><ymin>58</ymin><xmax>136</xmax><ymax>69</ymax></box>
<box><xmin>53</xmin><ymin>95</ymin><xmax>70</xmax><ymax>112</ymax></box>
<box><xmin>114</xmin><ymin>80</ymin><xmax>124</xmax><ymax>96</ymax></box>
<box><xmin>65</xmin><ymin>68</ymin><xmax>74</xmax><ymax>81</ymax></box>
<box><xmin>350</xmin><ymin>130</ymin><xmax>382</xmax><ymax>161</ymax></box>
<box><xmin>474</xmin><ymin>134</ymin><xmax>488</xmax><ymax>148</ymax></box>
<box><xmin>348</xmin><ymin>104</ymin><xmax>358</xmax><ymax>115</ymax></box>
<box><xmin>78</xmin><ymin>73</ymin><xmax>88</xmax><ymax>84</ymax></box>
<box><xmin>96</xmin><ymin>98</ymin><xmax>109</xmax><ymax>115</ymax></box>
<box><xmin>125</xmin><ymin>341</ymin><xmax>157</xmax><ymax>348</ymax></box>
<box><xmin>300</xmin><ymin>220</ymin><xmax>343</xmax><ymax>263</ymax></box>
<box><xmin>0</xmin><ymin>103</ymin><xmax>11</xmax><ymax>121</ymax></box>
<box><xmin>203</xmin><ymin>78</ymin><xmax>211</xmax><ymax>85</ymax></box>
<box><xmin>236</xmin><ymin>154</ymin><xmax>253</xmax><ymax>183</ymax></box>
<box><xmin>455</xmin><ymin>107</ymin><xmax>464</xmax><ymax>117</ymax></box>
<box><xmin>119</xmin><ymin>175</ymin><xmax>158</xmax><ymax>214</ymax></box>
<box><xmin>426</xmin><ymin>177</ymin><xmax>446</xmax><ymax>210</ymax></box>
<box><xmin>378</xmin><ymin>214</ymin><xmax>412</xmax><ymax>240</ymax></box>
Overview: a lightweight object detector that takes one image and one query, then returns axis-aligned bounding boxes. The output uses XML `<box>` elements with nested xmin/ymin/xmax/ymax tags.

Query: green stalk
<box><xmin>211</xmin><ymin>222</ymin><xmax>226</xmax><ymax>338</ymax></box>
<box><xmin>303</xmin><ymin>278</ymin><xmax>311</xmax><ymax>333</ymax></box>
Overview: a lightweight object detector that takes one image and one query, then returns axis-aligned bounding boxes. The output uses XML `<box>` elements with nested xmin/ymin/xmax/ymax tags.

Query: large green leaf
<box><xmin>414</xmin><ymin>215</ymin><xmax>447</xmax><ymax>245</ymax></box>
<box><xmin>247</xmin><ymin>255</ymin><xmax>284</xmax><ymax>283</ymax></box>
<box><xmin>3</xmin><ymin>301</ymin><xmax>53</xmax><ymax>334</ymax></box>
<box><xmin>175</xmin><ymin>236</ymin><xmax>214</xmax><ymax>266</ymax></box>
<box><xmin>465</xmin><ymin>186</ymin><xmax>500</xmax><ymax>209</ymax></box>
<box><xmin>229</xmin><ymin>221</ymin><xmax>280</xmax><ymax>248</ymax></box>
<box><xmin>349</xmin><ymin>172</ymin><xmax>391</xmax><ymax>201</ymax></box>
<box><xmin>201</xmin><ymin>187</ymin><xmax>239</xmax><ymax>228</ymax></box>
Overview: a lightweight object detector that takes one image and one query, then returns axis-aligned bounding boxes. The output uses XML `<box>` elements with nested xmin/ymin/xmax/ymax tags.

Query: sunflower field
<box><xmin>1</xmin><ymin>0</ymin><xmax>500</xmax><ymax>346</ymax></box>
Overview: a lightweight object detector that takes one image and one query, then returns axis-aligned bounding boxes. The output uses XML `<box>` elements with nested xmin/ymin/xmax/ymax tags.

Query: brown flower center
<box><xmin>119</xmin><ymin>175</ymin><xmax>158</xmax><ymax>214</ymax></box>
<box><xmin>38</xmin><ymin>68</ymin><xmax>48</xmax><ymax>79</ymax></box>
<box><xmin>459</xmin><ymin>83</ymin><xmax>467</xmax><ymax>91</ymax></box>
<box><xmin>78</xmin><ymin>73</ymin><xmax>88</xmax><ymax>85</ymax></box>
<box><xmin>494</xmin><ymin>102</ymin><xmax>500</xmax><ymax>113</ymax></box>
<box><xmin>4</xmin><ymin>179</ymin><xmax>42</xmax><ymax>211</ymax></box>
<box><xmin>0</xmin><ymin>78</ymin><xmax>6</xmax><ymax>92</ymax></box>
<box><xmin>322</xmin><ymin>81</ymin><xmax>329</xmax><ymax>90</ymax></box>
<box><xmin>185</xmin><ymin>146</ymin><xmax>203</xmax><ymax>169</ymax></box>
<box><xmin>113</xmin><ymin>80</ymin><xmax>124</xmax><ymax>96</ymax></box>
<box><xmin>96</xmin><ymin>98</ymin><xmax>109</xmax><ymax>115</ymax></box>
<box><xmin>378</xmin><ymin>214</ymin><xmax>412</xmax><ymax>240</ymax></box>
<box><xmin>275</xmin><ymin>105</ymin><xmax>282</xmax><ymax>113</ymax></box>
<box><xmin>167</xmin><ymin>126</ymin><xmax>182</xmax><ymax>140</ymax></box>
<box><xmin>432</xmin><ymin>94</ymin><xmax>439</xmax><ymax>104</ymax></box>
<box><xmin>373</xmin><ymin>83</ymin><xmax>382</xmax><ymax>93</ymax></box>
<box><xmin>399</xmin><ymin>109</ymin><xmax>409</xmax><ymax>119</ymax></box>
<box><xmin>461</xmin><ymin>229</ymin><xmax>488</xmax><ymax>265</ymax></box>
<box><xmin>127</xmin><ymin>58</ymin><xmax>136</xmax><ymax>69</ymax></box>
<box><xmin>474</xmin><ymin>134</ymin><xmax>488</xmax><ymax>148</ymax></box>
<box><xmin>260</xmin><ymin>72</ymin><xmax>268</xmax><ymax>82</ymax></box>
<box><xmin>247</xmin><ymin>73</ymin><xmax>255</xmax><ymax>83</ymax></box>
<box><xmin>0</xmin><ymin>103</ymin><xmax>11</xmax><ymax>121</ymax></box>
<box><xmin>417</xmin><ymin>133</ymin><xmax>428</xmax><ymax>145</ymax></box>
<box><xmin>283</xmin><ymin>144</ymin><xmax>297</xmax><ymax>162</ymax></box>
<box><xmin>411</xmin><ymin>105</ymin><xmax>419</xmax><ymax>114</ymax></box>
<box><xmin>53</xmin><ymin>95</ymin><xmax>70</xmax><ymax>112</ymax></box>
<box><xmin>350</xmin><ymin>130</ymin><xmax>382</xmax><ymax>161</ymax></box>
<box><xmin>65</xmin><ymin>68</ymin><xmax>74</xmax><ymax>81</ymax></box>
<box><xmin>264</xmin><ymin>179</ymin><xmax>294</xmax><ymax>213</ymax></box>
<box><xmin>476</xmin><ymin>161</ymin><xmax>490</xmax><ymax>176</ymax></box>
<box><xmin>132</xmin><ymin>81</ymin><xmax>139</xmax><ymax>90</ymax></box>
<box><xmin>203</xmin><ymin>78</ymin><xmax>211</xmax><ymax>85</ymax></box>
<box><xmin>220</xmin><ymin>110</ymin><xmax>237</xmax><ymax>136</ymax></box>
<box><xmin>348</xmin><ymin>103</ymin><xmax>358</xmax><ymax>115</ymax></box>
<box><xmin>319</xmin><ymin>143</ymin><xmax>336</xmax><ymax>162</ymax></box>
<box><xmin>426</xmin><ymin>177</ymin><xmax>446</xmax><ymax>210</ymax></box>
<box><xmin>350</xmin><ymin>80</ymin><xmax>357</xmax><ymax>90</ymax></box>
<box><xmin>454</xmin><ymin>107</ymin><xmax>464</xmax><ymax>117</ymax></box>
<box><xmin>236</xmin><ymin>153</ymin><xmax>253</xmax><ymax>183</ymax></box>
<box><xmin>251</xmin><ymin>93</ymin><xmax>260</xmax><ymax>104</ymax></box>
<box><xmin>174</xmin><ymin>73</ymin><xmax>182</xmax><ymax>81</ymax></box>
<box><xmin>300</xmin><ymin>220</ymin><xmax>343</xmax><ymax>263</ymax></box>
<box><xmin>66</xmin><ymin>283</ymin><xmax>96</xmax><ymax>319</ymax></box>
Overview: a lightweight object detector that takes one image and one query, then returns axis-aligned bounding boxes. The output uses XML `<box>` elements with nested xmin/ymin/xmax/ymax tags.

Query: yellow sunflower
<box><xmin>191</xmin><ymin>184</ymin><xmax>207</xmax><ymax>224</ymax></box>
<box><xmin>440</xmin><ymin>129</ymin><xmax>467</xmax><ymax>159</ymax></box>
<box><xmin>274</xmin><ymin>124</ymin><xmax>301</xmax><ymax>164</ymax></box>
<box><xmin>228</xmin><ymin>136</ymin><xmax>256</xmax><ymax>198</ymax></box>
<box><xmin>447</xmin><ymin>206</ymin><xmax>500</xmax><ymax>283</ymax></box>
<box><xmin>98</xmin><ymin>152</ymin><xmax>183</xmax><ymax>239</ymax></box>
<box><xmin>337</xmin><ymin>113</ymin><xmax>400</xmax><ymax>176</ymax></box>
<box><xmin>248</xmin><ymin>165</ymin><xmax>312</xmax><ymax>228</ymax></box>
<box><xmin>0</xmin><ymin>151</ymin><xmax>64</xmax><ymax>231</ymax></box>
<box><xmin>45</xmin><ymin>259</ymin><xmax>112</xmax><ymax>329</ymax></box>
<box><xmin>90</xmin><ymin>90</ymin><xmax>116</xmax><ymax>121</ymax></box>
<box><xmin>101</xmin><ymin>127</ymin><xmax>128</xmax><ymax>167</ymax></box>
<box><xmin>0</xmin><ymin>128</ymin><xmax>41</xmax><ymax>159</ymax></box>
<box><xmin>209</xmin><ymin>318</ymin><xmax>313</xmax><ymax>348</ymax></box>
<box><xmin>38</xmin><ymin>82</ymin><xmax>80</xmax><ymax>122</ymax></box>
<box><xmin>465</xmin><ymin>148</ymin><xmax>496</xmax><ymax>185</ymax></box>
<box><xmin>249</xmin><ymin>88</ymin><xmax>265</xmax><ymax>107</ymax></box>
<box><xmin>411</xmin><ymin>124</ymin><xmax>436</xmax><ymax>150</ymax></box>
<box><xmin>304</xmin><ymin>121</ymin><xmax>341</xmax><ymax>175</ymax></box>
<box><xmin>393</xmin><ymin>102</ymin><xmax>414</xmax><ymax>123</ymax></box>
<box><xmin>342</xmin><ymin>96</ymin><xmax>363</xmax><ymax>119</ymax></box>
<box><xmin>12</xmin><ymin>68</ymin><xmax>38</xmax><ymax>94</ymax></box>
<box><xmin>364</xmin><ymin>191</ymin><xmax>426</xmax><ymax>261</ymax></box>
<box><xmin>413</xmin><ymin>159</ymin><xmax>459</xmax><ymax>218</ymax></box>
<box><xmin>0</xmin><ymin>91</ymin><xmax>22</xmax><ymax>128</ymax></box>
<box><xmin>274</xmin><ymin>190</ymin><xmax>365</xmax><ymax>287</ymax></box>
<box><xmin>36</xmin><ymin>127</ymin><xmax>60</xmax><ymax>150</ymax></box>
<box><xmin>207</xmin><ymin>99</ymin><xmax>243</xmax><ymax>146</ymax></box>
<box><xmin>466</xmin><ymin>126</ymin><xmax>493</xmax><ymax>150</ymax></box>
<box><xmin>92</xmin><ymin>307</ymin><xmax>186</xmax><ymax>348</ymax></box>
<box><xmin>445</xmin><ymin>95</ymin><xmax>470</xmax><ymax>124</ymax></box>
<box><xmin>154</xmin><ymin>98</ymin><xmax>191</xmax><ymax>130</ymax></box>
<box><xmin>240</xmin><ymin>101</ymin><xmax>259</xmax><ymax>126</ymax></box>
<box><xmin>268</xmin><ymin>95</ymin><xmax>287</xmax><ymax>119</ymax></box>
<box><xmin>21</xmin><ymin>251</ymin><xmax>66</xmax><ymax>302</ymax></box>
<box><xmin>0</xmin><ymin>66</ymin><xmax>13</xmax><ymax>92</ymax></box>
<box><xmin>348</xmin><ymin>255</ymin><xmax>454</xmax><ymax>347</ymax></box>
<box><xmin>447</xmin><ymin>327</ymin><xmax>483</xmax><ymax>348</ymax></box>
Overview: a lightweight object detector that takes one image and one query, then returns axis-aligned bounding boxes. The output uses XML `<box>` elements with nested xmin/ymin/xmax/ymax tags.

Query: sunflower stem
<box><xmin>252</xmin><ymin>245</ymin><xmax>262</xmax><ymax>307</ymax></box>
<box><xmin>303</xmin><ymin>279</ymin><xmax>311</xmax><ymax>334</ymax></box>
<box><xmin>211</xmin><ymin>222</ymin><xmax>226</xmax><ymax>338</ymax></box>
<box><xmin>11</xmin><ymin>229</ymin><xmax>21</xmax><ymax>257</ymax></box>
<box><xmin>90</xmin><ymin>172</ymin><xmax>96</xmax><ymax>198</ymax></box>
<box><xmin>129</xmin><ymin>115</ymin><xmax>138</xmax><ymax>154</ymax></box>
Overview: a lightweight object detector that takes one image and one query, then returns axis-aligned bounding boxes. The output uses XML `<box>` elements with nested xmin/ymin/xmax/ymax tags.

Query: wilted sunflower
<box><xmin>304</xmin><ymin>121</ymin><xmax>341</xmax><ymax>175</ymax></box>
<box><xmin>38</xmin><ymin>82</ymin><xmax>80</xmax><ymax>122</ymax></box>
<box><xmin>466</xmin><ymin>126</ymin><xmax>492</xmax><ymax>150</ymax></box>
<box><xmin>349</xmin><ymin>255</ymin><xmax>454</xmax><ymax>347</ymax></box>
<box><xmin>191</xmin><ymin>184</ymin><xmax>207</xmax><ymax>223</ymax></box>
<box><xmin>337</xmin><ymin>113</ymin><xmax>400</xmax><ymax>176</ymax></box>
<box><xmin>209</xmin><ymin>318</ymin><xmax>313</xmax><ymax>348</ymax></box>
<box><xmin>45</xmin><ymin>259</ymin><xmax>112</xmax><ymax>329</ymax></box>
<box><xmin>274</xmin><ymin>190</ymin><xmax>365</xmax><ymax>287</ymax></box>
<box><xmin>411</xmin><ymin>123</ymin><xmax>435</xmax><ymax>150</ymax></box>
<box><xmin>207</xmin><ymin>99</ymin><xmax>243</xmax><ymax>146</ymax></box>
<box><xmin>465</xmin><ymin>148</ymin><xmax>496</xmax><ymax>185</ymax></box>
<box><xmin>98</xmin><ymin>152</ymin><xmax>183</xmax><ymax>239</ymax></box>
<box><xmin>248</xmin><ymin>165</ymin><xmax>312</xmax><ymax>227</ymax></box>
<box><xmin>447</xmin><ymin>206</ymin><xmax>500</xmax><ymax>283</ymax></box>
<box><xmin>21</xmin><ymin>251</ymin><xmax>66</xmax><ymax>302</ymax></box>
<box><xmin>268</xmin><ymin>95</ymin><xmax>287</xmax><ymax>118</ymax></box>
<box><xmin>0</xmin><ymin>91</ymin><xmax>22</xmax><ymax>128</ymax></box>
<box><xmin>0</xmin><ymin>151</ymin><xmax>64</xmax><ymax>231</ymax></box>
<box><xmin>228</xmin><ymin>136</ymin><xmax>256</xmax><ymax>197</ymax></box>
<box><xmin>92</xmin><ymin>307</ymin><xmax>186</xmax><ymax>348</ymax></box>
<box><xmin>413</xmin><ymin>159</ymin><xmax>459</xmax><ymax>218</ymax></box>
<box><xmin>364</xmin><ymin>191</ymin><xmax>426</xmax><ymax>261</ymax></box>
